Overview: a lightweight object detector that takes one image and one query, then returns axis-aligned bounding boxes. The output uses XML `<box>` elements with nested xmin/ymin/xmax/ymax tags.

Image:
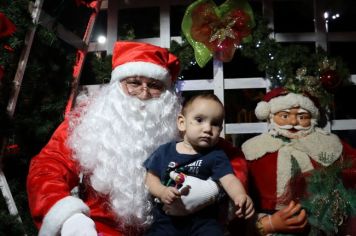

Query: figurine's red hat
<box><xmin>255</xmin><ymin>87</ymin><xmax>320</xmax><ymax>120</ymax></box>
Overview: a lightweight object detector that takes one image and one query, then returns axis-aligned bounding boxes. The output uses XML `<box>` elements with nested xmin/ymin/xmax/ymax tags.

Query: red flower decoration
<box><xmin>190</xmin><ymin>3</ymin><xmax>252</xmax><ymax>62</ymax></box>
<box><xmin>320</xmin><ymin>69</ymin><xmax>341</xmax><ymax>92</ymax></box>
<box><xmin>0</xmin><ymin>12</ymin><xmax>16</xmax><ymax>38</ymax></box>
<box><xmin>3</xmin><ymin>44</ymin><xmax>14</xmax><ymax>52</ymax></box>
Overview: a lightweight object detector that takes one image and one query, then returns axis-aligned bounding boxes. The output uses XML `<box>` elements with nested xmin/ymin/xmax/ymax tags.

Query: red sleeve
<box><xmin>341</xmin><ymin>140</ymin><xmax>356</xmax><ymax>189</ymax></box>
<box><xmin>217</xmin><ymin>138</ymin><xmax>248</xmax><ymax>189</ymax></box>
<box><xmin>26</xmin><ymin>119</ymin><xmax>80</xmax><ymax>228</ymax></box>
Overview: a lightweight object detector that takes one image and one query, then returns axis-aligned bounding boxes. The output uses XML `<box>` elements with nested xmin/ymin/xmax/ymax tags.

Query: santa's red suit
<box><xmin>27</xmin><ymin>119</ymin><xmax>125</xmax><ymax>235</ymax></box>
<box><xmin>242</xmin><ymin>128</ymin><xmax>356</xmax><ymax>213</ymax></box>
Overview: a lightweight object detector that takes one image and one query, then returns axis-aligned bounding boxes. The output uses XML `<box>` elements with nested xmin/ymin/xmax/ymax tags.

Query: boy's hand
<box><xmin>159</xmin><ymin>186</ymin><xmax>181</xmax><ymax>205</ymax></box>
<box><xmin>233</xmin><ymin>194</ymin><xmax>254</xmax><ymax>219</ymax></box>
<box><xmin>162</xmin><ymin>174</ymin><xmax>219</xmax><ymax>216</ymax></box>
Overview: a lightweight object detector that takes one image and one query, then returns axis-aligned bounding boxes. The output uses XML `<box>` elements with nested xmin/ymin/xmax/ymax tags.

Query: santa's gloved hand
<box><xmin>61</xmin><ymin>213</ymin><xmax>97</xmax><ymax>236</ymax></box>
<box><xmin>163</xmin><ymin>172</ymin><xmax>219</xmax><ymax>216</ymax></box>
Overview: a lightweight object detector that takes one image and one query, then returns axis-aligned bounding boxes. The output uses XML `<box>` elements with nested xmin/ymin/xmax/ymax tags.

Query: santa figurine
<box><xmin>242</xmin><ymin>87</ymin><xmax>356</xmax><ymax>235</ymax></box>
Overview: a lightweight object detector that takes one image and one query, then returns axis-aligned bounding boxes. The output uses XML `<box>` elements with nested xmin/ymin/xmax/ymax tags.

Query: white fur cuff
<box><xmin>39</xmin><ymin>196</ymin><xmax>90</xmax><ymax>236</ymax></box>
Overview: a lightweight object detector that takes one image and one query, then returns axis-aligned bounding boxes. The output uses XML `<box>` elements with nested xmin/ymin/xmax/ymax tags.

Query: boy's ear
<box><xmin>177</xmin><ymin>113</ymin><xmax>186</xmax><ymax>132</ymax></box>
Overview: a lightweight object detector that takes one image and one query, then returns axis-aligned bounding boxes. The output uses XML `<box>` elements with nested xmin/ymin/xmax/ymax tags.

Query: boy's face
<box><xmin>177</xmin><ymin>98</ymin><xmax>224</xmax><ymax>150</ymax></box>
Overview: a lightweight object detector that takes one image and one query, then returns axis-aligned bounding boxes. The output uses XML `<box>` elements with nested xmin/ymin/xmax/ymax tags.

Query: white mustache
<box><xmin>278</xmin><ymin>125</ymin><xmax>311</xmax><ymax>130</ymax></box>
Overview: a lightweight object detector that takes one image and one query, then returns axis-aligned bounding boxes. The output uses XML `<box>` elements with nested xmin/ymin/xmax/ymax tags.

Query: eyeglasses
<box><xmin>121</xmin><ymin>77</ymin><xmax>165</xmax><ymax>97</ymax></box>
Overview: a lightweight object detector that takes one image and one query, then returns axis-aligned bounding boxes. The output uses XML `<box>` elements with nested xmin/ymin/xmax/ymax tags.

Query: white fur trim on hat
<box><xmin>111</xmin><ymin>61</ymin><xmax>171</xmax><ymax>85</ymax></box>
<box><xmin>255</xmin><ymin>101</ymin><xmax>271</xmax><ymax>120</ymax></box>
<box><xmin>255</xmin><ymin>93</ymin><xmax>319</xmax><ymax>120</ymax></box>
<box><xmin>38</xmin><ymin>196</ymin><xmax>90</xmax><ymax>236</ymax></box>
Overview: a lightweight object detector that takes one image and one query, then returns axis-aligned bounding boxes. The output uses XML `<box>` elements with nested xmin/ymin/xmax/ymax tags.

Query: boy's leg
<box><xmin>144</xmin><ymin>208</ymin><xmax>190</xmax><ymax>236</ymax></box>
<box><xmin>191</xmin><ymin>217</ymin><xmax>224</xmax><ymax>236</ymax></box>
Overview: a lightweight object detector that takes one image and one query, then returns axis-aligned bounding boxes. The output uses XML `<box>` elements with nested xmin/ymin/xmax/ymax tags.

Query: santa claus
<box><xmin>242</xmin><ymin>87</ymin><xmax>356</xmax><ymax>235</ymax></box>
<box><xmin>27</xmin><ymin>41</ymin><xmax>247</xmax><ymax>236</ymax></box>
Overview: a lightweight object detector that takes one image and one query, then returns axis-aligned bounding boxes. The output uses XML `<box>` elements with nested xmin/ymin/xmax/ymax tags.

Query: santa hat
<box><xmin>255</xmin><ymin>87</ymin><xmax>320</xmax><ymax>120</ymax></box>
<box><xmin>110</xmin><ymin>41</ymin><xmax>180</xmax><ymax>86</ymax></box>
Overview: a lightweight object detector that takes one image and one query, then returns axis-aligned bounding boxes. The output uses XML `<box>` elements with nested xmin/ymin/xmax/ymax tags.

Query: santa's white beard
<box><xmin>268</xmin><ymin>118</ymin><xmax>317</xmax><ymax>139</ymax></box>
<box><xmin>67</xmin><ymin>82</ymin><xmax>181</xmax><ymax>228</ymax></box>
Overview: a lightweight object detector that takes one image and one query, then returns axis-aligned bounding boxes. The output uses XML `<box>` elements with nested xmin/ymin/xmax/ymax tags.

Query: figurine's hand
<box><xmin>267</xmin><ymin>201</ymin><xmax>308</xmax><ymax>234</ymax></box>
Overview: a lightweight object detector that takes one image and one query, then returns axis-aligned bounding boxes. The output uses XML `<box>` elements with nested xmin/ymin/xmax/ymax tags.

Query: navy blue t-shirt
<box><xmin>144</xmin><ymin>141</ymin><xmax>234</xmax><ymax>186</ymax></box>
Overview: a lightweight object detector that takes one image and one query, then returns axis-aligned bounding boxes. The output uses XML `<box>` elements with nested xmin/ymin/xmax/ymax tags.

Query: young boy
<box><xmin>143</xmin><ymin>93</ymin><xmax>254</xmax><ymax>236</ymax></box>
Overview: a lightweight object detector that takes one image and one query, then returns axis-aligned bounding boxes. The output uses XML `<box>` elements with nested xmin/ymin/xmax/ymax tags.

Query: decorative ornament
<box><xmin>283</xmin><ymin>64</ymin><xmax>338</xmax><ymax>117</ymax></box>
<box><xmin>182</xmin><ymin>0</ymin><xmax>255</xmax><ymax>67</ymax></box>
<box><xmin>319</xmin><ymin>58</ymin><xmax>342</xmax><ymax>92</ymax></box>
<box><xmin>0</xmin><ymin>12</ymin><xmax>16</xmax><ymax>38</ymax></box>
<box><xmin>172</xmin><ymin>172</ymin><xmax>186</xmax><ymax>187</ymax></box>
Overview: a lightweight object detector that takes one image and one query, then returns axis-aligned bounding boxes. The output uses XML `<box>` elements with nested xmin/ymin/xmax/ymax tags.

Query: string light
<box><xmin>97</xmin><ymin>35</ymin><xmax>106</xmax><ymax>44</ymax></box>
<box><xmin>323</xmin><ymin>11</ymin><xmax>329</xmax><ymax>19</ymax></box>
<box><xmin>332</xmin><ymin>13</ymin><xmax>340</xmax><ymax>20</ymax></box>
<box><xmin>256</xmin><ymin>41</ymin><xmax>261</xmax><ymax>48</ymax></box>
<box><xmin>268</xmin><ymin>53</ymin><xmax>274</xmax><ymax>60</ymax></box>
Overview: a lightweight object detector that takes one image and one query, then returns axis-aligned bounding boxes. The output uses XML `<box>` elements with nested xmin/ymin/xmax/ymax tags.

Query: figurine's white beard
<box><xmin>67</xmin><ymin>82</ymin><xmax>180</xmax><ymax>228</ymax></box>
<box><xmin>269</xmin><ymin>118</ymin><xmax>317</xmax><ymax>139</ymax></box>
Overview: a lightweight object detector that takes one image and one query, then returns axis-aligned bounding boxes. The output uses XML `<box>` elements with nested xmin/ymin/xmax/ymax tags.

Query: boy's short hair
<box><xmin>181</xmin><ymin>93</ymin><xmax>224</xmax><ymax>117</ymax></box>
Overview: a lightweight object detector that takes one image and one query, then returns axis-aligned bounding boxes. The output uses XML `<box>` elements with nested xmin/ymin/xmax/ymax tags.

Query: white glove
<box><xmin>163</xmin><ymin>172</ymin><xmax>219</xmax><ymax>216</ymax></box>
<box><xmin>61</xmin><ymin>213</ymin><xmax>97</xmax><ymax>236</ymax></box>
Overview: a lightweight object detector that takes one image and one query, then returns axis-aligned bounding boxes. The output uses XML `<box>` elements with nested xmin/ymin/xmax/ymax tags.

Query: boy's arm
<box><xmin>145</xmin><ymin>171</ymin><xmax>166</xmax><ymax>198</ymax></box>
<box><xmin>220</xmin><ymin>173</ymin><xmax>254</xmax><ymax>219</ymax></box>
<box><xmin>219</xmin><ymin>173</ymin><xmax>246</xmax><ymax>198</ymax></box>
<box><xmin>145</xmin><ymin>171</ymin><xmax>180</xmax><ymax>204</ymax></box>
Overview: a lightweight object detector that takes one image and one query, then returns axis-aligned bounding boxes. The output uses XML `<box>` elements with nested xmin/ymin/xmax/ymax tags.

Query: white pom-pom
<box><xmin>255</xmin><ymin>101</ymin><xmax>271</xmax><ymax>120</ymax></box>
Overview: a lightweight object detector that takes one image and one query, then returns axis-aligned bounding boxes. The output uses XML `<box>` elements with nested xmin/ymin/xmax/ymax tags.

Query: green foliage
<box><xmin>1</xmin><ymin>0</ymin><xmax>33</xmax><ymax>138</ymax></box>
<box><xmin>91</xmin><ymin>54</ymin><xmax>112</xmax><ymax>84</ymax></box>
<box><xmin>238</xmin><ymin>15</ymin><xmax>350</xmax><ymax>120</ymax></box>
<box><xmin>13</xmin><ymin>33</ymin><xmax>74</xmax><ymax>154</ymax></box>
<box><xmin>240</xmin><ymin>17</ymin><xmax>311</xmax><ymax>85</ymax></box>
<box><xmin>241</xmin><ymin>16</ymin><xmax>350</xmax><ymax>86</ymax></box>
<box><xmin>301</xmin><ymin>163</ymin><xmax>356</xmax><ymax>235</ymax></box>
<box><xmin>118</xmin><ymin>23</ymin><xmax>136</xmax><ymax>40</ymax></box>
<box><xmin>1</xmin><ymin>0</ymin><xmax>76</xmax><ymax>233</ymax></box>
<box><xmin>170</xmin><ymin>38</ymin><xmax>196</xmax><ymax>75</ymax></box>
